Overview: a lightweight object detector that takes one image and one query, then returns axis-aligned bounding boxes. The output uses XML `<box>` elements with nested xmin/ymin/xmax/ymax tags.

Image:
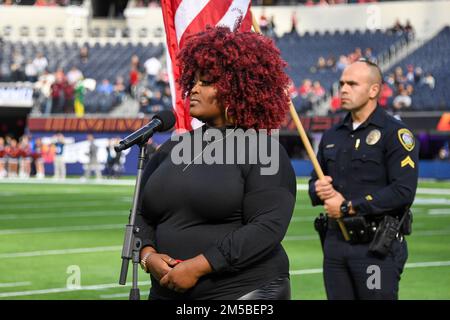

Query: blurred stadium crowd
<box><xmin>1</xmin><ymin>18</ymin><xmax>446</xmax><ymax>117</ymax></box>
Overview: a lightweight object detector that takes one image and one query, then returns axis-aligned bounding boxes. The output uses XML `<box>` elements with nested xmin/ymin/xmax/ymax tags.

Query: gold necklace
<box><xmin>182</xmin><ymin>128</ymin><xmax>236</xmax><ymax>172</ymax></box>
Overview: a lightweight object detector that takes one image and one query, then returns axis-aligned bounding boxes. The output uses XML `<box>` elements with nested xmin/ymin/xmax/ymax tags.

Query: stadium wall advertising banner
<box><xmin>28</xmin><ymin>112</ymin><xmax>450</xmax><ymax>135</ymax></box>
<box><xmin>29</xmin><ymin>130</ymin><xmax>171</xmax><ymax>176</ymax></box>
<box><xmin>27</xmin><ymin>114</ymin><xmax>450</xmax><ymax>177</ymax></box>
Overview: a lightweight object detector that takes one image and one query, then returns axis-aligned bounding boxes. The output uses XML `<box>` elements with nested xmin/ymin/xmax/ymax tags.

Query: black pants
<box><xmin>323</xmin><ymin>229</ymin><xmax>408</xmax><ymax>300</ymax></box>
<box><xmin>237</xmin><ymin>277</ymin><xmax>291</xmax><ymax>300</ymax></box>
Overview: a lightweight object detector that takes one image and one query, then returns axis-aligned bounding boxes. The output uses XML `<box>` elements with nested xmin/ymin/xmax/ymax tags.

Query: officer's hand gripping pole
<box><xmin>287</xmin><ymin>100</ymin><xmax>351</xmax><ymax>241</ymax></box>
<box><xmin>251</xmin><ymin>13</ymin><xmax>350</xmax><ymax>242</ymax></box>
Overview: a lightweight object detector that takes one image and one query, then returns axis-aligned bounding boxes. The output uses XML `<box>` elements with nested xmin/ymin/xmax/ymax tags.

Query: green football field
<box><xmin>0</xmin><ymin>178</ymin><xmax>449</xmax><ymax>300</ymax></box>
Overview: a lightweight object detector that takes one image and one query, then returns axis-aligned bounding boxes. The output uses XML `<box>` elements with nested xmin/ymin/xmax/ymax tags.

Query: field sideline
<box><xmin>0</xmin><ymin>178</ymin><xmax>449</xmax><ymax>300</ymax></box>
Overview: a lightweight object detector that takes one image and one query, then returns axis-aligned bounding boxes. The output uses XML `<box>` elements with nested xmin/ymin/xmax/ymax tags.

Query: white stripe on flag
<box><xmin>175</xmin><ymin>0</ymin><xmax>210</xmax><ymax>45</ymax></box>
<box><xmin>216</xmin><ymin>0</ymin><xmax>250</xmax><ymax>30</ymax></box>
<box><xmin>165</xmin><ymin>43</ymin><xmax>177</xmax><ymax>112</ymax></box>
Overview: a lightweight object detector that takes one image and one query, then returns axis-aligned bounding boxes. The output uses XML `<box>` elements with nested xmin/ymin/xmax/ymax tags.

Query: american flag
<box><xmin>161</xmin><ymin>0</ymin><xmax>253</xmax><ymax>132</ymax></box>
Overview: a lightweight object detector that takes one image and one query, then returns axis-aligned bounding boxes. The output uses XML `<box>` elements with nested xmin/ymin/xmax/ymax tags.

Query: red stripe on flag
<box><xmin>172</xmin><ymin>0</ymin><xmax>183</xmax><ymax>13</ymax></box>
<box><xmin>178</xmin><ymin>0</ymin><xmax>233</xmax><ymax>49</ymax></box>
<box><xmin>240</xmin><ymin>9</ymin><xmax>252</xmax><ymax>32</ymax></box>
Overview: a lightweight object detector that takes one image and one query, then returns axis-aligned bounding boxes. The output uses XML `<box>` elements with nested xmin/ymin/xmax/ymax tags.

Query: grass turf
<box><xmin>0</xmin><ymin>178</ymin><xmax>449</xmax><ymax>300</ymax></box>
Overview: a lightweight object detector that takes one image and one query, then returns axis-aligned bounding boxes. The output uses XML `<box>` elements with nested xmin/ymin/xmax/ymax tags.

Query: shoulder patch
<box><xmin>398</xmin><ymin>128</ymin><xmax>415</xmax><ymax>151</ymax></box>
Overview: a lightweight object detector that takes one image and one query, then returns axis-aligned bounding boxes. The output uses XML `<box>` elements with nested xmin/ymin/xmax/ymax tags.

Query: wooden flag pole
<box><xmin>251</xmin><ymin>11</ymin><xmax>350</xmax><ymax>241</ymax></box>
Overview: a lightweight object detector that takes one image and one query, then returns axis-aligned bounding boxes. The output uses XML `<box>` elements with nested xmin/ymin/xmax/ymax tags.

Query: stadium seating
<box><xmin>387</xmin><ymin>26</ymin><xmax>450</xmax><ymax>111</ymax></box>
<box><xmin>276</xmin><ymin>29</ymin><xmax>410</xmax><ymax>112</ymax></box>
<box><xmin>2</xmin><ymin>28</ymin><xmax>448</xmax><ymax>114</ymax></box>
<box><xmin>277</xmin><ymin>29</ymin><xmax>409</xmax><ymax>89</ymax></box>
<box><xmin>0</xmin><ymin>41</ymin><xmax>164</xmax><ymax>82</ymax></box>
<box><xmin>0</xmin><ymin>40</ymin><xmax>164</xmax><ymax>113</ymax></box>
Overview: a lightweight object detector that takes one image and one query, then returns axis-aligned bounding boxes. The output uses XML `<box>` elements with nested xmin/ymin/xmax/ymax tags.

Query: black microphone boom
<box><xmin>114</xmin><ymin>111</ymin><xmax>176</xmax><ymax>152</ymax></box>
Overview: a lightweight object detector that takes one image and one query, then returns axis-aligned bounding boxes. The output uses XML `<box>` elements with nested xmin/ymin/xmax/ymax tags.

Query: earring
<box><xmin>225</xmin><ymin>107</ymin><xmax>236</xmax><ymax>126</ymax></box>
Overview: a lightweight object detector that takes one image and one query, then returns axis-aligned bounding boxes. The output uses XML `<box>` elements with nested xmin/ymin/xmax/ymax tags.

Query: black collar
<box><xmin>338</xmin><ymin>106</ymin><xmax>386</xmax><ymax>131</ymax></box>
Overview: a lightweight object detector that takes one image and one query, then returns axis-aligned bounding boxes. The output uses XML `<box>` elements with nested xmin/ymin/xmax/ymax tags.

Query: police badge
<box><xmin>366</xmin><ymin>129</ymin><xmax>381</xmax><ymax>145</ymax></box>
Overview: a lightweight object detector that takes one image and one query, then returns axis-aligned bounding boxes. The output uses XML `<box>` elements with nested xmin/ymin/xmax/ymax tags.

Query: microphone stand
<box><xmin>118</xmin><ymin>142</ymin><xmax>147</xmax><ymax>300</ymax></box>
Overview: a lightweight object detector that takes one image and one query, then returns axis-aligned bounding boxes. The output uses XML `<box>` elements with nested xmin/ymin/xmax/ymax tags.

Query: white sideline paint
<box><xmin>1</xmin><ymin>260</ymin><xmax>450</xmax><ymax>298</ymax></box>
<box><xmin>284</xmin><ymin>235</ymin><xmax>317</xmax><ymax>241</ymax></box>
<box><xmin>297</xmin><ymin>184</ymin><xmax>450</xmax><ymax>196</ymax></box>
<box><xmin>428</xmin><ymin>209</ymin><xmax>450</xmax><ymax>215</ymax></box>
<box><xmin>0</xmin><ymin>281</ymin><xmax>31</xmax><ymax>288</ymax></box>
<box><xmin>416</xmin><ymin>188</ymin><xmax>450</xmax><ymax>196</ymax></box>
<box><xmin>414</xmin><ymin>198</ymin><xmax>450</xmax><ymax>205</ymax></box>
<box><xmin>1</xmin><ymin>180</ymin><xmax>448</xmax><ymax>195</ymax></box>
<box><xmin>99</xmin><ymin>293</ymin><xmax>132</xmax><ymax>299</ymax></box>
<box><xmin>0</xmin><ymin>246</ymin><xmax>121</xmax><ymax>259</ymax></box>
<box><xmin>0</xmin><ymin>211</ymin><xmax>127</xmax><ymax>220</ymax></box>
<box><xmin>0</xmin><ymin>224</ymin><xmax>124</xmax><ymax>235</ymax></box>
<box><xmin>1</xmin><ymin>201</ymin><xmax>124</xmax><ymax>209</ymax></box>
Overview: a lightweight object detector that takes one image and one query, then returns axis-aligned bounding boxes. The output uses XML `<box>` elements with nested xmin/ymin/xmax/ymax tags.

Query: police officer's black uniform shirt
<box><xmin>309</xmin><ymin>107</ymin><xmax>419</xmax><ymax>216</ymax></box>
<box><xmin>135</xmin><ymin>125</ymin><xmax>297</xmax><ymax>300</ymax></box>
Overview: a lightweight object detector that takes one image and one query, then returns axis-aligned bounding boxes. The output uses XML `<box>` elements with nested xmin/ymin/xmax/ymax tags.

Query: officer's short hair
<box><xmin>357</xmin><ymin>58</ymin><xmax>383</xmax><ymax>85</ymax></box>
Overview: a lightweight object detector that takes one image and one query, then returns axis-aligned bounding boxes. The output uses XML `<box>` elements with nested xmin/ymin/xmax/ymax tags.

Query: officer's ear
<box><xmin>369</xmin><ymin>82</ymin><xmax>381</xmax><ymax>100</ymax></box>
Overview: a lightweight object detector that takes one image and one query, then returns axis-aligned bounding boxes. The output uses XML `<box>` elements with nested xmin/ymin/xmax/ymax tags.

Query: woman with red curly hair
<box><xmin>136</xmin><ymin>26</ymin><xmax>297</xmax><ymax>300</ymax></box>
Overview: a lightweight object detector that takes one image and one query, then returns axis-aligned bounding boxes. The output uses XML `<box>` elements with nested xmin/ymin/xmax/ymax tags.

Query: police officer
<box><xmin>309</xmin><ymin>59</ymin><xmax>419</xmax><ymax>300</ymax></box>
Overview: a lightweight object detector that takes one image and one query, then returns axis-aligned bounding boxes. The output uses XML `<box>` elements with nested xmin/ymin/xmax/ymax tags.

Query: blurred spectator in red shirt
<box><xmin>330</xmin><ymin>93</ymin><xmax>342</xmax><ymax>114</ymax></box>
<box><xmin>129</xmin><ymin>66</ymin><xmax>140</xmax><ymax>97</ymax></box>
<box><xmin>378</xmin><ymin>83</ymin><xmax>393</xmax><ymax>109</ymax></box>
<box><xmin>51</xmin><ymin>69</ymin><xmax>74</xmax><ymax>114</ymax></box>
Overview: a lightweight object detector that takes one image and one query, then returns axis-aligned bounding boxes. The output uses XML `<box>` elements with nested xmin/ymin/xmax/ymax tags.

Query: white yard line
<box><xmin>290</xmin><ymin>268</ymin><xmax>323</xmax><ymax>275</ymax></box>
<box><xmin>0</xmin><ymin>178</ymin><xmax>135</xmax><ymax>186</ymax></box>
<box><xmin>0</xmin><ymin>224</ymin><xmax>124</xmax><ymax>235</ymax></box>
<box><xmin>0</xmin><ymin>281</ymin><xmax>32</xmax><ymax>288</ymax></box>
<box><xmin>428</xmin><ymin>209</ymin><xmax>450</xmax><ymax>215</ymax></box>
<box><xmin>0</xmin><ymin>246</ymin><xmax>121</xmax><ymax>259</ymax></box>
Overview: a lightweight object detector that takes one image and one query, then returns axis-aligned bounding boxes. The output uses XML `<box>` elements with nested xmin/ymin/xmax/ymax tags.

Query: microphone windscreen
<box><xmin>153</xmin><ymin>110</ymin><xmax>176</xmax><ymax>132</ymax></box>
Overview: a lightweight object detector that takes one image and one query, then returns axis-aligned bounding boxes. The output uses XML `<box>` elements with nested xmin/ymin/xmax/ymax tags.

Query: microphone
<box><xmin>114</xmin><ymin>110</ymin><xmax>176</xmax><ymax>152</ymax></box>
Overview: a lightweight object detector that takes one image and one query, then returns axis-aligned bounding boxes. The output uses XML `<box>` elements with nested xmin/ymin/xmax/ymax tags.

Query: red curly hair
<box><xmin>177</xmin><ymin>26</ymin><xmax>290</xmax><ymax>130</ymax></box>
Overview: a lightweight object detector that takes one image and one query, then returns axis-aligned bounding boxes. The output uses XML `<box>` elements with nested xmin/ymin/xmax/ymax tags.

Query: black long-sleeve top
<box><xmin>135</xmin><ymin>125</ymin><xmax>297</xmax><ymax>300</ymax></box>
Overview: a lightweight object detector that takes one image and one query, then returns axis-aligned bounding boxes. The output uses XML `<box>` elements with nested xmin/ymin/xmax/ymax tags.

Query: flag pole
<box><xmin>251</xmin><ymin>11</ymin><xmax>350</xmax><ymax>241</ymax></box>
